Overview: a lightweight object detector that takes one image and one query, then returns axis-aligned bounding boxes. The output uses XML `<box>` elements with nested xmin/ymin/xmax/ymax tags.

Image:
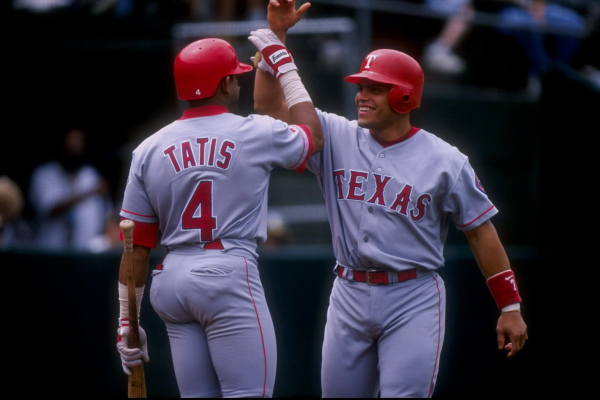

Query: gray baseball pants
<box><xmin>150</xmin><ymin>251</ymin><xmax>276</xmax><ymax>398</ymax></box>
<box><xmin>321</xmin><ymin>271</ymin><xmax>446</xmax><ymax>397</ymax></box>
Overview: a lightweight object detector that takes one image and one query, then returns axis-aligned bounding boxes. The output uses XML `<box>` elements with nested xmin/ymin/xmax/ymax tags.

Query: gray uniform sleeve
<box><xmin>306</xmin><ymin>109</ymin><xmax>335</xmax><ymax>175</ymax></box>
<box><xmin>120</xmin><ymin>151</ymin><xmax>159</xmax><ymax>224</ymax></box>
<box><xmin>442</xmin><ymin>159</ymin><xmax>498</xmax><ymax>230</ymax></box>
<box><xmin>269</xmin><ymin>118</ymin><xmax>312</xmax><ymax>170</ymax></box>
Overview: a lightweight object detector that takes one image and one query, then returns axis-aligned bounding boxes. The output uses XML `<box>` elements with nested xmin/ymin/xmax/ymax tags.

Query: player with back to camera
<box><xmin>251</xmin><ymin>1</ymin><xmax>528</xmax><ymax>397</ymax></box>
<box><xmin>115</xmin><ymin>36</ymin><xmax>323</xmax><ymax>397</ymax></box>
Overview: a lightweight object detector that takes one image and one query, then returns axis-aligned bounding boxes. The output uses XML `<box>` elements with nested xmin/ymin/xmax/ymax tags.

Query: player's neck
<box><xmin>187</xmin><ymin>95</ymin><xmax>235</xmax><ymax>111</ymax></box>
<box><xmin>370</xmin><ymin>115</ymin><xmax>411</xmax><ymax>142</ymax></box>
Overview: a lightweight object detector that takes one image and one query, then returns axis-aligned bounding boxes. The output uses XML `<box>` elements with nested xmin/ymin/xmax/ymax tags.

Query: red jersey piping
<box><xmin>291</xmin><ymin>124</ymin><xmax>313</xmax><ymax>173</ymax></box>
<box><xmin>456</xmin><ymin>206</ymin><xmax>496</xmax><ymax>228</ymax></box>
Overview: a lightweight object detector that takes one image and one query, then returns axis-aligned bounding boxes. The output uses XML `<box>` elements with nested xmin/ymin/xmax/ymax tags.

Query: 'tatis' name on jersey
<box><xmin>163</xmin><ymin>136</ymin><xmax>237</xmax><ymax>173</ymax></box>
<box><xmin>333</xmin><ymin>169</ymin><xmax>432</xmax><ymax>221</ymax></box>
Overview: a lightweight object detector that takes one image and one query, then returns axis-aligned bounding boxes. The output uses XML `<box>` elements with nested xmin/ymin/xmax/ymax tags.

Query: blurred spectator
<box><xmin>496</xmin><ymin>0</ymin><xmax>586</xmax><ymax>96</ymax></box>
<box><xmin>12</xmin><ymin>0</ymin><xmax>189</xmax><ymax>18</ymax></box>
<box><xmin>12</xmin><ymin>0</ymin><xmax>75</xmax><ymax>14</ymax></box>
<box><xmin>422</xmin><ymin>0</ymin><xmax>474</xmax><ymax>75</ymax></box>
<box><xmin>87</xmin><ymin>212</ymin><xmax>122</xmax><ymax>252</ymax></box>
<box><xmin>28</xmin><ymin>128</ymin><xmax>112</xmax><ymax>250</ymax></box>
<box><xmin>12</xmin><ymin>0</ymin><xmax>115</xmax><ymax>15</ymax></box>
<box><xmin>573</xmin><ymin>1</ymin><xmax>600</xmax><ymax>88</ymax></box>
<box><xmin>0</xmin><ymin>176</ymin><xmax>34</xmax><ymax>247</ymax></box>
<box><xmin>263</xmin><ymin>211</ymin><xmax>294</xmax><ymax>248</ymax></box>
<box><xmin>12</xmin><ymin>0</ymin><xmax>269</xmax><ymax>20</ymax></box>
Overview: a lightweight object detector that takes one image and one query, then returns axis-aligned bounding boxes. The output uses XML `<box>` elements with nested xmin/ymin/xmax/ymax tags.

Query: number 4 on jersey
<box><xmin>182</xmin><ymin>180</ymin><xmax>216</xmax><ymax>242</ymax></box>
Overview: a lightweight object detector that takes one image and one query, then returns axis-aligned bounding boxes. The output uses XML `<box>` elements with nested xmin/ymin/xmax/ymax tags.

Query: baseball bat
<box><xmin>254</xmin><ymin>50</ymin><xmax>261</xmax><ymax>68</ymax></box>
<box><xmin>120</xmin><ymin>219</ymin><xmax>147</xmax><ymax>398</ymax></box>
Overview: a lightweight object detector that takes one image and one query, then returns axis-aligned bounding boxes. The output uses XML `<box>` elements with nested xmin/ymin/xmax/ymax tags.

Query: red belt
<box><xmin>156</xmin><ymin>240</ymin><xmax>222</xmax><ymax>271</ymax></box>
<box><xmin>338</xmin><ymin>266</ymin><xmax>417</xmax><ymax>285</ymax></box>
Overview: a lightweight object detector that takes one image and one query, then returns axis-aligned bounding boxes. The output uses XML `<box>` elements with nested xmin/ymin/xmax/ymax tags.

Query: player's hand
<box><xmin>268</xmin><ymin>0</ymin><xmax>311</xmax><ymax>35</ymax></box>
<box><xmin>248</xmin><ymin>29</ymin><xmax>298</xmax><ymax>79</ymax></box>
<box><xmin>496</xmin><ymin>310</ymin><xmax>528</xmax><ymax>358</ymax></box>
<box><xmin>116</xmin><ymin>321</ymin><xmax>149</xmax><ymax>375</ymax></box>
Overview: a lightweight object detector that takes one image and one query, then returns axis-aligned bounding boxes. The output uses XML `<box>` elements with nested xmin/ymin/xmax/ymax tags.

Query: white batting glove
<box><xmin>116</xmin><ymin>319</ymin><xmax>149</xmax><ymax>375</ymax></box>
<box><xmin>248</xmin><ymin>29</ymin><xmax>298</xmax><ymax>79</ymax></box>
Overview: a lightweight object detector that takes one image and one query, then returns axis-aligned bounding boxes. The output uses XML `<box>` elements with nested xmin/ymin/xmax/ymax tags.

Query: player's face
<box><xmin>355</xmin><ymin>80</ymin><xmax>399</xmax><ymax>130</ymax></box>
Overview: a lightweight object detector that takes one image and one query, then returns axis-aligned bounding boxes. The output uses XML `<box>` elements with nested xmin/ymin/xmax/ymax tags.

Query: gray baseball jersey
<box><xmin>307</xmin><ymin>109</ymin><xmax>497</xmax><ymax>272</ymax></box>
<box><xmin>121</xmin><ymin>105</ymin><xmax>312</xmax><ymax>256</ymax></box>
<box><xmin>307</xmin><ymin>109</ymin><xmax>497</xmax><ymax>397</ymax></box>
<box><xmin>120</xmin><ymin>105</ymin><xmax>312</xmax><ymax>397</ymax></box>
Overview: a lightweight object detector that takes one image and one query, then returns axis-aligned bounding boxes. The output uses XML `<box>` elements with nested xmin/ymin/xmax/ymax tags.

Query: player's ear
<box><xmin>219</xmin><ymin>75</ymin><xmax>232</xmax><ymax>95</ymax></box>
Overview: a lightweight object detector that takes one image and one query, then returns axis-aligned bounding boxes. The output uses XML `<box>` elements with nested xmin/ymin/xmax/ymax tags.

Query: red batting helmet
<box><xmin>345</xmin><ymin>49</ymin><xmax>424</xmax><ymax>113</ymax></box>
<box><xmin>174</xmin><ymin>38</ymin><xmax>253</xmax><ymax>100</ymax></box>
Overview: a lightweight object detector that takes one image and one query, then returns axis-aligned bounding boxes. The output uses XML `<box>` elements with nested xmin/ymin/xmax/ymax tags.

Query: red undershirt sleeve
<box><xmin>294</xmin><ymin>124</ymin><xmax>313</xmax><ymax>173</ymax></box>
<box><xmin>119</xmin><ymin>217</ymin><xmax>159</xmax><ymax>249</ymax></box>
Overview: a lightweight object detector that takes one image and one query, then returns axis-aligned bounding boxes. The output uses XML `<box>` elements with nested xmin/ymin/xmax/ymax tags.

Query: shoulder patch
<box><xmin>475</xmin><ymin>175</ymin><xmax>486</xmax><ymax>194</ymax></box>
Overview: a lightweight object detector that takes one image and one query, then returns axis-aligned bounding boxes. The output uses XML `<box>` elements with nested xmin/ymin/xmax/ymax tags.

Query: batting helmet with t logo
<box><xmin>174</xmin><ymin>38</ymin><xmax>253</xmax><ymax>100</ymax></box>
<box><xmin>345</xmin><ymin>49</ymin><xmax>424</xmax><ymax>114</ymax></box>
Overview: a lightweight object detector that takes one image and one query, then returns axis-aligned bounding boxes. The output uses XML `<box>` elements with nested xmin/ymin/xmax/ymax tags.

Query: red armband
<box><xmin>119</xmin><ymin>218</ymin><xmax>159</xmax><ymax>249</ymax></box>
<box><xmin>486</xmin><ymin>270</ymin><xmax>522</xmax><ymax>310</ymax></box>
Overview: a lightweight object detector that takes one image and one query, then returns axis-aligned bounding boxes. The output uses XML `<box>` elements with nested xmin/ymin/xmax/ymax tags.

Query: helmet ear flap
<box><xmin>388</xmin><ymin>85</ymin><xmax>413</xmax><ymax>114</ymax></box>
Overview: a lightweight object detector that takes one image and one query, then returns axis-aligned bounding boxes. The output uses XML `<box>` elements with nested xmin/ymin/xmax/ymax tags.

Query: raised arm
<box><xmin>267</xmin><ymin>0</ymin><xmax>311</xmax><ymax>36</ymax></box>
<box><xmin>254</xmin><ymin>67</ymin><xmax>289</xmax><ymax>123</ymax></box>
<box><xmin>251</xmin><ymin>1</ymin><xmax>323</xmax><ymax>155</ymax></box>
<box><xmin>464</xmin><ymin>220</ymin><xmax>528</xmax><ymax>357</ymax></box>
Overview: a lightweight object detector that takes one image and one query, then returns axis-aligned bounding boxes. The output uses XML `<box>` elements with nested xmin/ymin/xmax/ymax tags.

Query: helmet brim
<box><xmin>232</xmin><ymin>62</ymin><xmax>253</xmax><ymax>74</ymax></box>
<box><xmin>344</xmin><ymin>70</ymin><xmax>398</xmax><ymax>86</ymax></box>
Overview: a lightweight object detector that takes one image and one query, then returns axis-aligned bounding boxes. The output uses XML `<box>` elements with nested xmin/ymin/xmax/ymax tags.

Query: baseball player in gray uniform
<box><xmin>115</xmin><ymin>37</ymin><xmax>323</xmax><ymax>397</ymax></box>
<box><xmin>252</xmin><ymin>1</ymin><xmax>528</xmax><ymax>397</ymax></box>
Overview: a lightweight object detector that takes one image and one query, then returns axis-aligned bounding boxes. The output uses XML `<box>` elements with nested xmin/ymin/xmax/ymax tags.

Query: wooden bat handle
<box><xmin>121</xmin><ymin>219</ymin><xmax>134</xmax><ymax>253</ymax></box>
<box><xmin>119</xmin><ymin>219</ymin><xmax>147</xmax><ymax>398</ymax></box>
<box><xmin>120</xmin><ymin>220</ymin><xmax>140</xmax><ymax>344</ymax></box>
<box><xmin>254</xmin><ymin>50</ymin><xmax>261</xmax><ymax>67</ymax></box>
<box><xmin>129</xmin><ymin>366</ymin><xmax>147</xmax><ymax>399</ymax></box>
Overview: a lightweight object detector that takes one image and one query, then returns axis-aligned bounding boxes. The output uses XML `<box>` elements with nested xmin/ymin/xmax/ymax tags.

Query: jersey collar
<box><xmin>370</xmin><ymin>125</ymin><xmax>420</xmax><ymax>148</ymax></box>
<box><xmin>179</xmin><ymin>105</ymin><xmax>229</xmax><ymax>120</ymax></box>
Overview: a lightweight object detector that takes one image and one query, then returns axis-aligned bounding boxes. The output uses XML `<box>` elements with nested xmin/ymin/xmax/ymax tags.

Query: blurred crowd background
<box><xmin>1</xmin><ymin>1</ymin><xmax>598</xmax><ymax>398</ymax></box>
<box><xmin>2</xmin><ymin>0</ymin><xmax>598</xmax><ymax>253</ymax></box>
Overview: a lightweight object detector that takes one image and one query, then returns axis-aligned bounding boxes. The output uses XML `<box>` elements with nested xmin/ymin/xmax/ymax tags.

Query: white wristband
<box><xmin>119</xmin><ymin>283</ymin><xmax>144</xmax><ymax>320</ymax></box>
<box><xmin>279</xmin><ymin>70</ymin><xmax>312</xmax><ymax>109</ymax></box>
<box><xmin>501</xmin><ymin>303</ymin><xmax>521</xmax><ymax>312</ymax></box>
